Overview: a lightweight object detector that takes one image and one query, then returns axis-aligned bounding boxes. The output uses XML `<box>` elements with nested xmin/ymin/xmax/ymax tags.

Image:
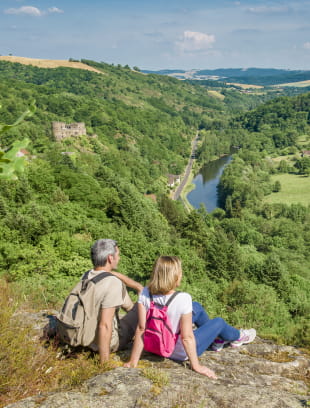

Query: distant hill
<box><xmin>143</xmin><ymin>67</ymin><xmax>310</xmax><ymax>87</ymax></box>
<box><xmin>0</xmin><ymin>55</ymin><xmax>103</xmax><ymax>74</ymax></box>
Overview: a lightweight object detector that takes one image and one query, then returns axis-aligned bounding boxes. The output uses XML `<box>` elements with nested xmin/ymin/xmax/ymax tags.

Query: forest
<box><xmin>0</xmin><ymin>59</ymin><xmax>309</xmax><ymax>352</ymax></box>
<box><xmin>146</xmin><ymin>67</ymin><xmax>310</xmax><ymax>86</ymax></box>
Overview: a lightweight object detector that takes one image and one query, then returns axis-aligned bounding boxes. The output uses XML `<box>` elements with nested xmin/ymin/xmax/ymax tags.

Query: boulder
<box><xmin>5</xmin><ymin>312</ymin><xmax>309</xmax><ymax>408</ymax></box>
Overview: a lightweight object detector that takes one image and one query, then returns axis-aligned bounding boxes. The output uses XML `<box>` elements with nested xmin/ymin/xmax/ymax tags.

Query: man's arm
<box><xmin>124</xmin><ymin>303</ymin><xmax>146</xmax><ymax>368</ymax></box>
<box><xmin>110</xmin><ymin>271</ymin><xmax>143</xmax><ymax>294</ymax></box>
<box><xmin>98</xmin><ymin>307</ymin><xmax>116</xmax><ymax>364</ymax></box>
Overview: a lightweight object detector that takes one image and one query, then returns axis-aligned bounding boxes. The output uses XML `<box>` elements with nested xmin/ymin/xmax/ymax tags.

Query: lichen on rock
<box><xmin>4</xmin><ymin>312</ymin><xmax>310</xmax><ymax>408</ymax></box>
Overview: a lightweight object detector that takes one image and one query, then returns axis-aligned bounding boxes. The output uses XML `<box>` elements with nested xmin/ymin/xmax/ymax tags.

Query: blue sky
<box><xmin>1</xmin><ymin>0</ymin><xmax>310</xmax><ymax>70</ymax></box>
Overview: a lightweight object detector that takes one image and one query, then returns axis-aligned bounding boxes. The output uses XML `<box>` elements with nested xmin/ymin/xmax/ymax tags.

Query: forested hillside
<box><xmin>145</xmin><ymin>67</ymin><xmax>310</xmax><ymax>86</ymax></box>
<box><xmin>0</xmin><ymin>60</ymin><xmax>309</xmax><ymax>350</ymax></box>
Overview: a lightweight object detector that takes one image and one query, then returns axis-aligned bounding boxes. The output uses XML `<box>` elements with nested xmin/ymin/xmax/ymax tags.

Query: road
<box><xmin>173</xmin><ymin>131</ymin><xmax>199</xmax><ymax>201</ymax></box>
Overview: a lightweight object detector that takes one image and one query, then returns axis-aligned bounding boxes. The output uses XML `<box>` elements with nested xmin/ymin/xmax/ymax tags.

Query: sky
<box><xmin>1</xmin><ymin>0</ymin><xmax>310</xmax><ymax>70</ymax></box>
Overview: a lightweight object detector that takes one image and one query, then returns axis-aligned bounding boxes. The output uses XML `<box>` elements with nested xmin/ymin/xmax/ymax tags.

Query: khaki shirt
<box><xmin>87</xmin><ymin>271</ymin><xmax>133</xmax><ymax>351</ymax></box>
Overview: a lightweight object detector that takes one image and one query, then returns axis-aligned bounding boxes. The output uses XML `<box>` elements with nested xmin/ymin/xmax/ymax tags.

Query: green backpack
<box><xmin>56</xmin><ymin>271</ymin><xmax>113</xmax><ymax>347</ymax></box>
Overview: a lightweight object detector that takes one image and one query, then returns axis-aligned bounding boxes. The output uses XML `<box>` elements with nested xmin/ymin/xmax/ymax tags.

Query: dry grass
<box><xmin>141</xmin><ymin>366</ymin><xmax>169</xmax><ymax>395</ymax></box>
<box><xmin>0</xmin><ymin>56</ymin><xmax>103</xmax><ymax>74</ymax></box>
<box><xmin>240</xmin><ymin>349</ymin><xmax>295</xmax><ymax>363</ymax></box>
<box><xmin>0</xmin><ymin>279</ymin><xmax>116</xmax><ymax>408</ymax></box>
<box><xmin>208</xmin><ymin>90</ymin><xmax>225</xmax><ymax>100</ymax></box>
<box><xmin>226</xmin><ymin>82</ymin><xmax>263</xmax><ymax>89</ymax></box>
<box><xmin>274</xmin><ymin>80</ymin><xmax>310</xmax><ymax>88</ymax></box>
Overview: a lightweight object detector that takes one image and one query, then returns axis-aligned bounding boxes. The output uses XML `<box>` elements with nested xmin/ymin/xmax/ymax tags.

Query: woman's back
<box><xmin>139</xmin><ymin>287</ymin><xmax>192</xmax><ymax>360</ymax></box>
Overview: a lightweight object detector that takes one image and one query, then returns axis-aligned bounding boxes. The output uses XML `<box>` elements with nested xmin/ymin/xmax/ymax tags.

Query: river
<box><xmin>187</xmin><ymin>154</ymin><xmax>233</xmax><ymax>212</ymax></box>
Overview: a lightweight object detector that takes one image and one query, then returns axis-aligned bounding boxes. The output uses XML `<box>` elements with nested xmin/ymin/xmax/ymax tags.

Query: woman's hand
<box><xmin>192</xmin><ymin>364</ymin><xmax>217</xmax><ymax>379</ymax></box>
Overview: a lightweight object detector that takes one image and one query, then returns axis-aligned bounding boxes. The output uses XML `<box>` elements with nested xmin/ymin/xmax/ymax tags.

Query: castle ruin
<box><xmin>52</xmin><ymin>122</ymin><xmax>86</xmax><ymax>141</ymax></box>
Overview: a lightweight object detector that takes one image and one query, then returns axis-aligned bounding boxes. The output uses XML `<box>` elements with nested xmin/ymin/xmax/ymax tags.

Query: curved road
<box><xmin>173</xmin><ymin>131</ymin><xmax>199</xmax><ymax>201</ymax></box>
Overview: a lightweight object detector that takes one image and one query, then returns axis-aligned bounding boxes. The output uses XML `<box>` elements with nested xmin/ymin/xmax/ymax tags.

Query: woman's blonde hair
<box><xmin>148</xmin><ymin>256</ymin><xmax>182</xmax><ymax>295</ymax></box>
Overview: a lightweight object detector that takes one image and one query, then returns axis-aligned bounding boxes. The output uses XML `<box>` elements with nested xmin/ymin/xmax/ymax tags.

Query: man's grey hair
<box><xmin>91</xmin><ymin>239</ymin><xmax>118</xmax><ymax>268</ymax></box>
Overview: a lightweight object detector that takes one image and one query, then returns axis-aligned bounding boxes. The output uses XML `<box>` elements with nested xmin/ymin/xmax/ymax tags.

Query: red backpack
<box><xmin>144</xmin><ymin>291</ymin><xmax>180</xmax><ymax>357</ymax></box>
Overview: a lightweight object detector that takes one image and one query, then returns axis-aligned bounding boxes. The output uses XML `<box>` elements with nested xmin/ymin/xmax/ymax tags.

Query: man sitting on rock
<box><xmin>57</xmin><ymin>239</ymin><xmax>141</xmax><ymax>364</ymax></box>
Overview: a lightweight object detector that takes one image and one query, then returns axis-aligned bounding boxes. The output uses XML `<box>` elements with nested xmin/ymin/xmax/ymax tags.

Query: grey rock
<box><xmin>5</xmin><ymin>312</ymin><xmax>310</xmax><ymax>408</ymax></box>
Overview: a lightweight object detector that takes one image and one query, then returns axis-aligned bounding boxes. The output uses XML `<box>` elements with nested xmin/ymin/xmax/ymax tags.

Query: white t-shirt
<box><xmin>139</xmin><ymin>287</ymin><xmax>192</xmax><ymax>361</ymax></box>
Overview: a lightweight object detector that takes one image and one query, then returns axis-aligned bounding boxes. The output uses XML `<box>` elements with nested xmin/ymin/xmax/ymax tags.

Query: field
<box><xmin>265</xmin><ymin>173</ymin><xmax>310</xmax><ymax>206</ymax></box>
<box><xmin>0</xmin><ymin>56</ymin><xmax>103</xmax><ymax>74</ymax></box>
<box><xmin>271</xmin><ymin>154</ymin><xmax>298</xmax><ymax>163</ymax></box>
<box><xmin>274</xmin><ymin>80</ymin><xmax>310</xmax><ymax>88</ymax></box>
<box><xmin>226</xmin><ymin>82</ymin><xmax>263</xmax><ymax>89</ymax></box>
<box><xmin>207</xmin><ymin>90</ymin><xmax>225</xmax><ymax>100</ymax></box>
<box><xmin>297</xmin><ymin>135</ymin><xmax>310</xmax><ymax>146</ymax></box>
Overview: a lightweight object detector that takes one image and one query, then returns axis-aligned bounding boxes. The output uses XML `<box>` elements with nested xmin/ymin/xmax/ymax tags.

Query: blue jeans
<box><xmin>192</xmin><ymin>301</ymin><xmax>240</xmax><ymax>356</ymax></box>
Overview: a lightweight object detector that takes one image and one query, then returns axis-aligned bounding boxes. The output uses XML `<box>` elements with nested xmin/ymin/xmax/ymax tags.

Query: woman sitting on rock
<box><xmin>124</xmin><ymin>255</ymin><xmax>256</xmax><ymax>378</ymax></box>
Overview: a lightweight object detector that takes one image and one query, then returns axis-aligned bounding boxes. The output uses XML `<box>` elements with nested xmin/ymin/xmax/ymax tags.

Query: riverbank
<box><xmin>186</xmin><ymin>152</ymin><xmax>235</xmax><ymax>212</ymax></box>
<box><xmin>172</xmin><ymin>132</ymin><xmax>199</xmax><ymax>201</ymax></box>
<box><xmin>179</xmin><ymin>169</ymin><xmax>195</xmax><ymax>212</ymax></box>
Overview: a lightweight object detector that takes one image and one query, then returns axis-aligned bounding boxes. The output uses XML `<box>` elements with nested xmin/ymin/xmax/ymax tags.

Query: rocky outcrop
<box><xmin>5</xmin><ymin>312</ymin><xmax>309</xmax><ymax>408</ymax></box>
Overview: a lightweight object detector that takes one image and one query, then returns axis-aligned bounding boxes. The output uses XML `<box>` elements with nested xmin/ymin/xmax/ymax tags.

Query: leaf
<box><xmin>0</xmin><ymin>100</ymin><xmax>36</xmax><ymax>135</ymax></box>
<box><xmin>0</xmin><ymin>139</ymin><xmax>30</xmax><ymax>180</ymax></box>
<box><xmin>0</xmin><ymin>102</ymin><xmax>35</xmax><ymax>180</ymax></box>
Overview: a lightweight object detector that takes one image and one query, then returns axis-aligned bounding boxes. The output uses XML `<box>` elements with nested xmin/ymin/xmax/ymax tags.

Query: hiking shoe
<box><xmin>210</xmin><ymin>337</ymin><xmax>230</xmax><ymax>352</ymax></box>
<box><xmin>230</xmin><ymin>329</ymin><xmax>256</xmax><ymax>348</ymax></box>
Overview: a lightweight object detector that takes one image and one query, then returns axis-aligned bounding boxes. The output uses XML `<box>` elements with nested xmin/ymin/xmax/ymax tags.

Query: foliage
<box><xmin>0</xmin><ymin>101</ymin><xmax>35</xmax><ymax>180</ymax></box>
<box><xmin>0</xmin><ymin>58</ymin><xmax>309</xmax><ymax>368</ymax></box>
<box><xmin>0</xmin><ymin>279</ymin><xmax>119</xmax><ymax>408</ymax></box>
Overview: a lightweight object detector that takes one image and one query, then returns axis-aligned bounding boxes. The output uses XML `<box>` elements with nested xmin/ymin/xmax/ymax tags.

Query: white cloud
<box><xmin>177</xmin><ymin>31</ymin><xmax>215</xmax><ymax>53</ymax></box>
<box><xmin>246</xmin><ymin>6</ymin><xmax>289</xmax><ymax>14</ymax></box>
<box><xmin>48</xmin><ymin>7</ymin><xmax>64</xmax><ymax>14</ymax></box>
<box><xmin>4</xmin><ymin>6</ymin><xmax>64</xmax><ymax>17</ymax></box>
<box><xmin>5</xmin><ymin>6</ymin><xmax>43</xmax><ymax>17</ymax></box>
<box><xmin>303</xmin><ymin>42</ymin><xmax>310</xmax><ymax>49</ymax></box>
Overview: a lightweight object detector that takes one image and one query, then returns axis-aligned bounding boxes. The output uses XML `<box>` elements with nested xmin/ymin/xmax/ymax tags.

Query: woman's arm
<box><xmin>124</xmin><ymin>303</ymin><xmax>146</xmax><ymax>367</ymax></box>
<box><xmin>110</xmin><ymin>271</ymin><xmax>143</xmax><ymax>294</ymax></box>
<box><xmin>180</xmin><ymin>313</ymin><xmax>217</xmax><ymax>379</ymax></box>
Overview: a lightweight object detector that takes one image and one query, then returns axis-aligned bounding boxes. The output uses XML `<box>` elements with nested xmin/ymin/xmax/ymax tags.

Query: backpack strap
<box><xmin>81</xmin><ymin>271</ymin><xmax>113</xmax><ymax>292</ymax></box>
<box><xmin>91</xmin><ymin>271</ymin><xmax>113</xmax><ymax>284</ymax></box>
<box><xmin>165</xmin><ymin>291</ymin><xmax>180</xmax><ymax>307</ymax></box>
<box><xmin>81</xmin><ymin>270</ymin><xmax>91</xmax><ymax>280</ymax></box>
<box><xmin>149</xmin><ymin>291</ymin><xmax>180</xmax><ymax>307</ymax></box>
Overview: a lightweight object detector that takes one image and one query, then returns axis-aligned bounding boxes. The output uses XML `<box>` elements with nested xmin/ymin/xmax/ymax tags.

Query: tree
<box><xmin>294</xmin><ymin>157</ymin><xmax>310</xmax><ymax>175</ymax></box>
<box><xmin>272</xmin><ymin>180</ymin><xmax>281</xmax><ymax>192</ymax></box>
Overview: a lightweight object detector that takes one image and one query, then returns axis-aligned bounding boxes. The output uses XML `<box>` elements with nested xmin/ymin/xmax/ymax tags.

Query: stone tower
<box><xmin>52</xmin><ymin>122</ymin><xmax>86</xmax><ymax>141</ymax></box>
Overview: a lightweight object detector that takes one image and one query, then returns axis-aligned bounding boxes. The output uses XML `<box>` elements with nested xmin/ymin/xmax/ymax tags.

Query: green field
<box><xmin>265</xmin><ymin>173</ymin><xmax>310</xmax><ymax>206</ymax></box>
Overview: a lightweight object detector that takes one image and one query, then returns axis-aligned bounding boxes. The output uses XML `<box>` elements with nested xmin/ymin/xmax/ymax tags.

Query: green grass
<box><xmin>297</xmin><ymin>134</ymin><xmax>310</xmax><ymax>146</ymax></box>
<box><xmin>265</xmin><ymin>173</ymin><xmax>310</xmax><ymax>206</ymax></box>
<box><xmin>180</xmin><ymin>170</ymin><xmax>195</xmax><ymax>212</ymax></box>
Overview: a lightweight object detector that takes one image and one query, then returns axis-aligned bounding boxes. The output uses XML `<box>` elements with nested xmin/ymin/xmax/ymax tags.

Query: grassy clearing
<box><xmin>0</xmin><ymin>56</ymin><xmax>103</xmax><ymax>74</ymax></box>
<box><xmin>226</xmin><ymin>82</ymin><xmax>263</xmax><ymax>89</ymax></box>
<box><xmin>207</xmin><ymin>90</ymin><xmax>225</xmax><ymax>100</ymax></box>
<box><xmin>265</xmin><ymin>173</ymin><xmax>310</xmax><ymax>206</ymax></box>
<box><xmin>271</xmin><ymin>154</ymin><xmax>298</xmax><ymax>163</ymax></box>
<box><xmin>297</xmin><ymin>135</ymin><xmax>310</xmax><ymax>146</ymax></box>
<box><xmin>274</xmin><ymin>80</ymin><xmax>310</xmax><ymax>88</ymax></box>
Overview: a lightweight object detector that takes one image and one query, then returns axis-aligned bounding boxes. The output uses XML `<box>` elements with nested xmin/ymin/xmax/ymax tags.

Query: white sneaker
<box><xmin>210</xmin><ymin>337</ymin><xmax>230</xmax><ymax>352</ymax></box>
<box><xmin>230</xmin><ymin>329</ymin><xmax>256</xmax><ymax>348</ymax></box>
